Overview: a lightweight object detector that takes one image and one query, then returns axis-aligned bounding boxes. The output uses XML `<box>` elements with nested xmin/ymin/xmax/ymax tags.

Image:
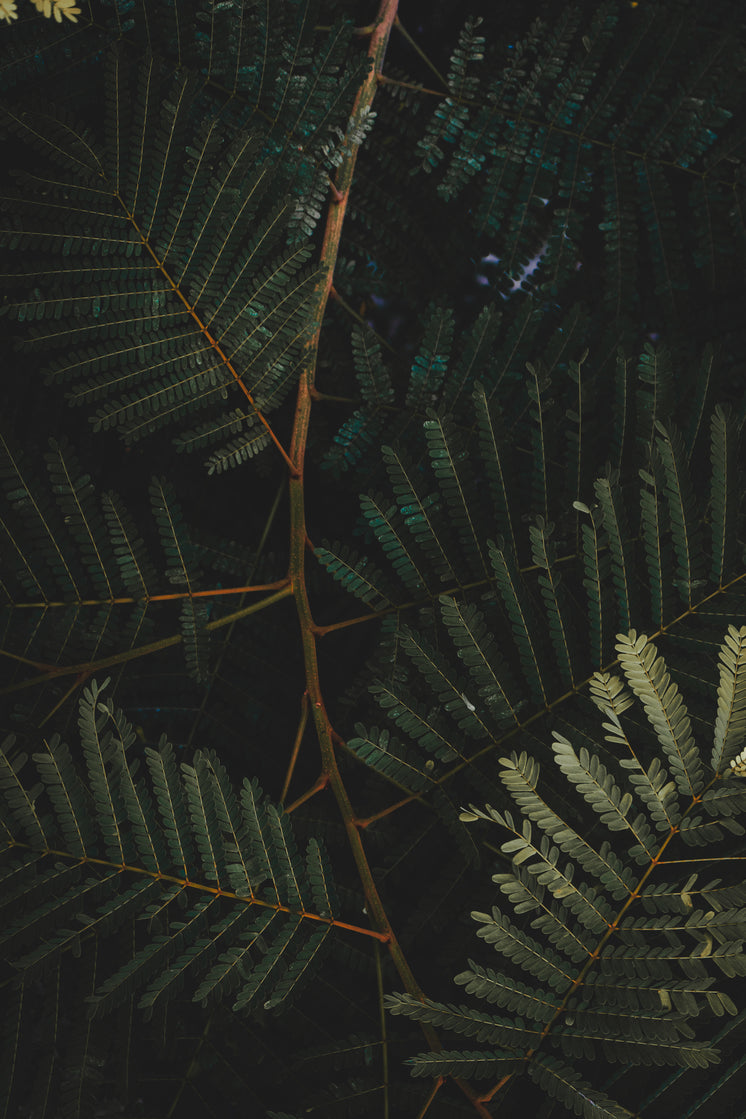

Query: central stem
<box><xmin>287</xmin><ymin>0</ymin><xmax>406</xmax><ymax>959</ymax></box>
<box><xmin>283</xmin><ymin>5</ymin><xmax>494</xmax><ymax>1114</ymax></box>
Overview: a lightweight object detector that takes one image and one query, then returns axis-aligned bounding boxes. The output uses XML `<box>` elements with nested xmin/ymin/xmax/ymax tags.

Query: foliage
<box><xmin>0</xmin><ymin>0</ymin><xmax>81</xmax><ymax>25</ymax></box>
<box><xmin>1</xmin><ymin>1</ymin><xmax>745</xmax><ymax>1117</ymax></box>
<box><xmin>388</xmin><ymin>626</ymin><xmax>746</xmax><ymax>1116</ymax></box>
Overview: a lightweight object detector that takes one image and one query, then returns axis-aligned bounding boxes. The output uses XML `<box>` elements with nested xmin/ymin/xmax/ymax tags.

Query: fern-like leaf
<box><xmin>393</xmin><ymin>630</ymin><xmax>742</xmax><ymax>1113</ymax></box>
<box><xmin>407</xmin><ymin>1047</ymin><xmax>521</xmax><ymax>1079</ymax></box>
<box><xmin>78</xmin><ymin>679</ymin><xmax>130</xmax><ymax>865</ymax></box>
<box><xmin>439</xmin><ymin>594</ymin><xmax>520</xmax><ymax>727</ymax></box>
<box><xmin>33</xmin><ymin>734</ymin><xmax>95</xmax><ymax>859</ymax></box>
<box><xmin>593</xmin><ymin>471</ymin><xmax>636</xmax><ymax>632</ymax></box>
<box><xmin>1</xmin><ymin>680</ymin><xmax>340</xmax><ymax>1043</ymax></box>
<box><xmin>381</xmin><ymin>443</ymin><xmax>457</xmax><ymax>585</ymax></box>
<box><xmin>708</xmin><ymin>404</ymin><xmax>740</xmax><ymax>587</ymax></box>
<box><xmin>529</xmin><ymin>517</ymin><xmax>576</xmax><ymax>688</ymax></box>
<box><xmin>710</xmin><ymin>625</ymin><xmax>746</xmax><ymax>776</ymax></box>
<box><xmin>615</xmin><ymin>631</ymin><xmax>704</xmax><ymax>798</ymax></box>
<box><xmin>654</xmin><ymin>421</ymin><xmax>707</xmax><ymax>608</ymax></box>
<box><xmin>574</xmin><ymin>502</ymin><xmax>613</xmax><ymax>669</ymax></box>
<box><xmin>345</xmin><ymin>724</ymin><xmax>433</xmax><ymax>795</ymax></box>
<box><xmin>314</xmin><ymin>541</ymin><xmax>394</xmax><ymax>611</ymax></box>
<box><xmin>488</xmin><ymin>540</ymin><xmax>550</xmax><ymax>706</ymax></box>
<box><xmin>474</xmin><ymin>383</ymin><xmax>518</xmax><ymax>563</ymax></box>
<box><xmin>527</xmin><ymin>1054</ymin><xmax>635</xmax><ymax>1118</ymax></box>
<box><xmin>359</xmin><ymin>492</ymin><xmax>428</xmax><ymax>593</ymax></box>
<box><xmin>144</xmin><ymin>738</ymin><xmax>195</xmax><ymax>878</ymax></box>
<box><xmin>424</xmin><ymin>409</ymin><xmax>487</xmax><ymax>578</ymax></box>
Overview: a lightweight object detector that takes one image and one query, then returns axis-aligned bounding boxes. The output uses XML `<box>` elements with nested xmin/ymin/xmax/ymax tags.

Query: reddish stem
<box><xmin>280</xmin><ymin>693</ymin><xmax>310</xmax><ymax>805</ymax></box>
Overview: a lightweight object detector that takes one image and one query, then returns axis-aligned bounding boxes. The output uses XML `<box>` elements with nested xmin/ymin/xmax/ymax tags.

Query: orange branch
<box><xmin>284</xmin><ymin>773</ymin><xmax>330</xmax><ymax>814</ymax></box>
<box><xmin>286</xmin><ymin>0</ymin><xmax>408</xmax><ymax>972</ymax></box>
<box><xmin>416</xmin><ymin>1078</ymin><xmax>446</xmax><ymax>1118</ymax></box>
<box><xmin>353</xmin><ymin>795</ymin><xmax>418</xmax><ymax>827</ymax></box>
<box><xmin>281</xmin><ymin>692</ymin><xmax>310</xmax><ymax>804</ymax></box>
<box><xmin>0</xmin><ymin>585</ymin><xmax>294</xmax><ymax>692</ymax></box>
<box><xmin>6</xmin><ymin>840</ymin><xmax>389</xmax><ymax>942</ymax></box>
<box><xmin>280</xmin><ymin>4</ymin><xmax>498</xmax><ymax>1114</ymax></box>
<box><xmin>8</xmin><ymin>579</ymin><xmax>290</xmax><ymax>612</ymax></box>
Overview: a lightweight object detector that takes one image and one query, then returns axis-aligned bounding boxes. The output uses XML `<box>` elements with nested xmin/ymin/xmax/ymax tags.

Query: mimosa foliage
<box><xmin>387</xmin><ymin>627</ymin><xmax>746</xmax><ymax>1117</ymax></box>
<box><xmin>1</xmin><ymin>1</ymin><xmax>745</xmax><ymax>1117</ymax></box>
